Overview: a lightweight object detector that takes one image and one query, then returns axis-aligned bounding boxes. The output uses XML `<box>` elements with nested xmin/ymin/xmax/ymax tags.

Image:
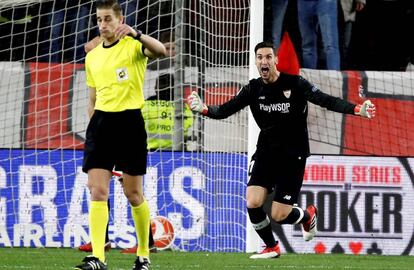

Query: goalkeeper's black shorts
<box><xmin>82</xmin><ymin>109</ymin><xmax>148</xmax><ymax>176</ymax></box>
<box><xmin>247</xmin><ymin>151</ymin><xmax>307</xmax><ymax>205</ymax></box>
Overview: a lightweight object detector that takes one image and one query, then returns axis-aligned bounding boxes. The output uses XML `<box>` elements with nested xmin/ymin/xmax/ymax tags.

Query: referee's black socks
<box><xmin>247</xmin><ymin>207</ymin><xmax>278</xmax><ymax>248</ymax></box>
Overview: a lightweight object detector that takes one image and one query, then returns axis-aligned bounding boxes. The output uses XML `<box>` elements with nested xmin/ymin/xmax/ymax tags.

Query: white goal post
<box><xmin>246</xmin><ymin>0</ymin><xmax>263</xmax><ymax>253</ymax></box>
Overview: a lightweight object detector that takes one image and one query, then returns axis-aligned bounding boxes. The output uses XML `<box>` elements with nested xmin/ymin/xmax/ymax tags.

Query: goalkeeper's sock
<box><xmin>131</xmin><ymin>200</ymin><xmax>151</xmax><ymax>257</ymax></box>
<box><xmin>278</xmin><ymin>206</ymin><xmax>310</xmax><ymax>224</ymax></box>
<box><xmin>90</xmin><ymin>201</ymin><xmax>109</xmax><ymax>263</ymax></box>
<box><xmin>247</xmin><ymin>207</ymin><xmax>277</xmax><ymax>248</ymax></box>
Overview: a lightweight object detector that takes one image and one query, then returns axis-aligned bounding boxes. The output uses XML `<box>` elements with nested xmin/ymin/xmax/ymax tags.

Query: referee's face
<box><xmin>255</xmin><ymin>47</ymin><xmax>278</xmax><ymax>83</ymax></box>
<box><xmin>97</xmin><ymin>8</ymin><xmax>123</xmax><ymax>40</ymax></box>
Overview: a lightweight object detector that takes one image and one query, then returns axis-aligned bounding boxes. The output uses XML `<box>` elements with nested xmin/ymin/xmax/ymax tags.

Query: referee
<box><xmin>76</xmin><ymin>1</ymin><xmax>166</xmax><ymax>270</ymax></box>
<box><xmin>188</xmin><ymin>41</ymin><xmax>376</xmax><ymax>259</ymax></box>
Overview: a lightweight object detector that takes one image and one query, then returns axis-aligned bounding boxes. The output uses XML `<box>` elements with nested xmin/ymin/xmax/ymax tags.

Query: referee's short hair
<box><xmin>254</xmin><ymin>41</ymin><xmax>275</xmax><ymax>54</ymax></box>
<box><xmin>96</xmin><ymin>0</ymin><xmax>122</xmax><ymax>17</ymax></box>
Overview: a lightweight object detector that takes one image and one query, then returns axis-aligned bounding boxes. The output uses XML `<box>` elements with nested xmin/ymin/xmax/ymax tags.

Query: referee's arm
<box><xmin>130</xmin><ymin>29</ymin><xmax>167</xmax><ymax>59</ymax></box>
<box><xmin>88</xmin><ymin>87</ymin><xmax>96</xmax><ymax>119</ymax></box>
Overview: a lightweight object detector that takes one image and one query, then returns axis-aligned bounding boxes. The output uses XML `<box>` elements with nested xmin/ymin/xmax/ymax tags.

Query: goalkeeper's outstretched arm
<box><xmin>187</xmin><ymin>88</ymin><xmax>250</xmax><ymax>119</ymax></box>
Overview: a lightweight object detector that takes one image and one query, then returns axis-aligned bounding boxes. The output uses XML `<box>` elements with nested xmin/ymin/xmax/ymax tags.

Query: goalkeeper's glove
<box><xmin>354</xmin><ymin>100</ymin><xmax>376</xmax><ymax>119</ymax></box>
<box><xmin>187</xmin><ymin>91</ymin><xmax>208</xmax><ymax>115</ymax></box>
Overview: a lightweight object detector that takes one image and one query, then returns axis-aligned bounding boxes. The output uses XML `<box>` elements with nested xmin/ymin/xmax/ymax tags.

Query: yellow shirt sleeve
<box><xmin>135</xmin><ymin>40</ymin><xmax>147</xmax><ymax>61</ymax></box>
<box><xmin>85</xmin><ymin>55</ymin><xmax>95</xmax><ymax>88</ymax></box>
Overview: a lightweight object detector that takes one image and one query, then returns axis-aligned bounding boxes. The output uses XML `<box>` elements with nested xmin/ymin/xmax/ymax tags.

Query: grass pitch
<box><xmin>0</xmin><ymin>248</ymin><xmax>413</xmax><ymax>270</ymax></box>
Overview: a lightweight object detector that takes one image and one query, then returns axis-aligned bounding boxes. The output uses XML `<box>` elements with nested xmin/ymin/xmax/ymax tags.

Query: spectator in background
<box><xmin>271</xmin><ymin>0</ymin><xmax>289</xmax><ymax>51</ymax></box>
<box><xmin>0</xmin><ymin>4</ymin><xmax>36</xmax><ymax>61</ymax></box>
<box><xmin>146</xmin><ymin>73</ymin><xmax>175</xmax><ymax>101</ymax></box>
<box><xmin>143</xmin><ymin>73</ymin><xmax>194</xmax><ymax>150</ymax></box>
<box><xmin>162</xmin><ymin>31</ymin><xmax>176</xmax><ymax>59</ymax></box>
<box><xmin>350</xmin><ymin>0</ymin><xmax>413</xmax><ymax>71</ymax></box>
<box><xmin>339</xmin><ymin>0</ymin><xmax>365</xmax><ymax>69</ymax></box>
<box><xmin>41</xmin><ymin>0</ymin><xmax>92</xmax><ymax>63</ymax></box>
<box><xmin>120</xmin><ymin>0</ymin><xmax>138</xmax><ymax>27</ymax></box>
<box><xmin>147</xmin><ymin>30</ymin><xmax>175</xmax><ymax>70</ymax></box>
<box><xmin>297</xmin><ymin>0</ymin><xmax>340</xmax><ymax>70</ymax></box>
<box><xmin>42</xmin><ymin>0</ymin><xmax>138</xmax><ymax>63</ymax></box>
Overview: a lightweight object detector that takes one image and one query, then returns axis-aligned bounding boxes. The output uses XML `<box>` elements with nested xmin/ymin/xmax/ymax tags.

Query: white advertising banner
<box><xmin>275</xmin><ymin>155</ymin><xmax>414</xmax><ymax>255</ymax></box>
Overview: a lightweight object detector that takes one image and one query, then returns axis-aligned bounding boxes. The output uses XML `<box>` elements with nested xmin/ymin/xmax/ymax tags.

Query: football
<box><xmin>151</xmin><ymin>216</ymin><xmax>175</xmax><ymax>250</ymax></box>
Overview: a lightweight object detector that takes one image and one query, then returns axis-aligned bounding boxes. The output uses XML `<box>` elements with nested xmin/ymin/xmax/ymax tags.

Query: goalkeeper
<box><xmin>188</xmin><ymin>41</ymin><xmax>376</xmax><ymax>259</ymax></box>
<box><xmin>76</xmin><ymin>0</ymin><xmax>166</xmax><ymax>270</ymax></box>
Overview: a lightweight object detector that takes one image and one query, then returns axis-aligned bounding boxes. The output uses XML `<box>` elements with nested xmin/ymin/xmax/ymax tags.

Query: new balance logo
<box><xmin>283</xmin><ymin>195</ymin><xmax>291</xmax><ymax>200</ymax></box>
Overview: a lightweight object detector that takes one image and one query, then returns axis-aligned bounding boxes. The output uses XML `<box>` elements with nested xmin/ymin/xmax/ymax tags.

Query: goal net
<box><xmin>0</xmin><ymin>0</ymin><xmax>250</xmax><ymax>252</ymax></box>
<box><xmin>1</xmin><ymin>0</ymin><xmax>414</xmax><ymax>256</ymax></box>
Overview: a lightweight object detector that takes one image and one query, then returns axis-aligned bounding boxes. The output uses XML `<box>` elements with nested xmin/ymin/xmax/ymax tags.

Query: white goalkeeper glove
<box><xmin>187</xmin><ymin>91</ymin><xmax>208</xmax><ymax>115</ymax></box>
<box><xmin>354</xmin><ymin>100</ymin><xmax>376</xmax><ymax>119</ymax></box>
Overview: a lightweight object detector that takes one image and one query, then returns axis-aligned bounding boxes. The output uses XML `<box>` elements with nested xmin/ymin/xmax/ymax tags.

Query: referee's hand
<box><xmin>114</xmin><ymin>24</ymin><xmax>135</xmax><ymax>40</ymax></box>
<box><xmin>355</xmin><ymin>100</ymin><xmax>376</xmax><ymax>119</ymax></box>
<box><xmin>187</xmin><ymin>91</ymin><xmax>208</xmax><ymax>115</ymax></box>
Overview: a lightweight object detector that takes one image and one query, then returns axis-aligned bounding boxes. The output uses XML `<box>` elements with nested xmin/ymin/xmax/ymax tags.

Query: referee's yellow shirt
<box><xmin>85</xmin><ymin>36</ymin><xmax>148</xmax><ymax>112</ymax></box>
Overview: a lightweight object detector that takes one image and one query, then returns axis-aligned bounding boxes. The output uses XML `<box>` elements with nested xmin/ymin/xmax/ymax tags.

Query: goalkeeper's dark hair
<box><xmin>96</xmin><ymin>0</ymin><xmax>122</xmax><ymax>17</ymax></box>
<box><xmin>254</xmin><ymin>41</ymin><xmax>276</xmax><ymax>54</ymax></box>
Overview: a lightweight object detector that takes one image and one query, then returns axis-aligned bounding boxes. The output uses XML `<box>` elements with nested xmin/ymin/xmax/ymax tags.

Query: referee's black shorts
<box><xmin>82</xmin><ymin>109</ymin><xmax>148</xmax><ymax>176</ymax></box>
<box><xmin>247</xmin><ymin>150</ymin><xmax>307</xmax><ymax>205</ymax></box>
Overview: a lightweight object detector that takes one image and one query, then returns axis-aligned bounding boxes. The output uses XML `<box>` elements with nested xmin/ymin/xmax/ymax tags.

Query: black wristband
<box><xmin>134</xmin><ymin>29</ymin><xmax>142</xmax><ymax>41</ymax></box>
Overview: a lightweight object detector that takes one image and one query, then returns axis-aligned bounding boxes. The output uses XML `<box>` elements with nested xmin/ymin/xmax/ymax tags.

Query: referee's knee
<box><xmin>88</xmin><ymin>186</ymin><xmax>109</xmax><ymax>201</ymax></box>
<box><xmin>125</xmin><ymin>192</ymin><xmax>144</xmax><ymax>206</ymax></box>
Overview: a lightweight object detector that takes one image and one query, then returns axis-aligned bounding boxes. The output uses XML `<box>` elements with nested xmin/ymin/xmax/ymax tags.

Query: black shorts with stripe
<box><xmin>82</xmin><ymin>109</ymin><xmax>148</xmax><ymax>176</ymax></box>
<box><xmin>247</xmin><ymin>151</ymin><xmax>307</xmax><ymax>205</ymax></box>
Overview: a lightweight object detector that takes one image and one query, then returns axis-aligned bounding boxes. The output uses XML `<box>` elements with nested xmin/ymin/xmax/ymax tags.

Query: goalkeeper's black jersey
<box><xmin>206</xmin><ymin>72</ymin><xmax>356</xmax><ymax>157</ymax></box>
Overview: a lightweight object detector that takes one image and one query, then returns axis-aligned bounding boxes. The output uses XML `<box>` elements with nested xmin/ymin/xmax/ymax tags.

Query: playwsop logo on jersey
<box><xmin>259</xmin><ymin>103</ymin><xmax>290</xmax><ymax>113</ymax></box>
<box><xmin>277</xmin><ymin>156</ymin><xmax>414</xmax><ymax>255</ymax></box>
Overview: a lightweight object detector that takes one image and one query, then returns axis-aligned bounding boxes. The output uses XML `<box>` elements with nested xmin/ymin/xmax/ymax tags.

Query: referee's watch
<box><xmin>133</xmin><ymin>29</ymin><xmax>142</xmax><ymax>41</ymax></box>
